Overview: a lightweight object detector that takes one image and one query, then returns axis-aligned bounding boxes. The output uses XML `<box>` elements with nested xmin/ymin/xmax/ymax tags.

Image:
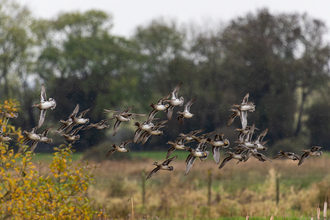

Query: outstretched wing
<box><xmin>166</xmin><ymin>146</ymin><xmax>176</xmax><ymax>159</ymax></box>
<box><xmin>38</xmin><ymin>109</ymin><xmax>47</xmax><ymax>129</ymax></box>
<box><xmin>255</xmin><ymin>128</ymin><xmax>269</xmax><ymax>143</ymax></box>
<box><xmin>273</xmin><ymin>153</ymin><xmax>283</xmax><ymax>160</ymax></box>
<box><xmin>106</xmin><ymin>149</ymin><xmax>116</xmax><ymax>157</ymax></box>
<box><xmin>30</xmin><ymin>141</ymin><xmax>39</xmax><ymax>152</ymax></box>
<box><xmin>71</xmin><ymin>125</ymin><xmax>85</xmax><ymax>135</ymax></box>
<box><xmin>157</xmin><ymin>93</ymin><xmax>171</xmax><ymax>104</ymax></box>
<box><xmin>241</xmin><ymin>93</ymin><xmax>249</xmax><ymax>104</ymax></box>
<box><xmin>219</xmin><ymin>156</ymin><xmax>233</xmax><ymax>169</ymax></box>
<box><xmin>122</xmin><ymin>139</ymin><xmax>134</xmax><ymax>147</ymax></box>
<box><xmin>177</xmin><ymin>115</ymin><xmax>184</xmax><ymax>125</ymax></box>
<box><xmin>172</xmin><ymin>82</ymin><xmax>182</xmax><ymax>98</ymax></box>
<box><xmin>240</xmin><ymin>110</ymin><xmax>247</xmax><ymax>130</ymax></box>
<box><xmin>212</xmin><ymin>146</ymin><xmax>221</xmax><ymax>164</ymax></box>
<box><xmin>185</xmin><ymin>156</ymin><xmax>196</xmax><ymax>175</ymax></box>
<box><xmin>166</xmin><ymin>106</ymin><xmax>175</xmax><ymax>120</ymax></box>
<box><xmin>162</xmin><ymin>155</ymin><xmax>178</xmax><ymax>165</ymax></box>
<box><xmin>185</xmin><ymin>98</ymin><xmax>196</xmax><ymax>112</ymax></box>
<box><xmin>298</xmin><ymin>152</ymin><xmax>309</xmax><ymax>165</ymax></box>
<box><xmin>310</xmin><ymin>146</ymin><xmax>322</xmax><ymax>152</ymax></box>
<box><xmin>78</xmin><ymin>108</ymin><xmax>91</xmax><ymax>118</ymax></box>
<box><xmin>71</xmin><ymin>104</ymin><xmax>80</xmax><ymax>118</ymax></box>
<box><xmin>40</xmin><ymin>84</ymin><xmax>47</xmax><ymax>102</ymax></box>
<box><xmin>112</xmin><ymin>120</ymin><xmax>122</xmax><ymax>136</ymax></box>
<box><xmin>122</xmin><ymin>106</ymin><xmax>134</xmax><ymax>113</ymax></box>
<box><xmin>146</xmin><ymin>167</ymin><xmax>161</xmax><ymax>180</ymax></box>
<box><xmin>41</xmin><ymin>126</ymin><xmax>53</xmax><ymax>137</ymax></box>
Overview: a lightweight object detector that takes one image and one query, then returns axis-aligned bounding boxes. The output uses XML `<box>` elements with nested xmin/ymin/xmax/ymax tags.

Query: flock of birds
<box><xmin>0</xmin><ymin>83</ymin><xmax>323</xmax><ymax>179</ymax></box>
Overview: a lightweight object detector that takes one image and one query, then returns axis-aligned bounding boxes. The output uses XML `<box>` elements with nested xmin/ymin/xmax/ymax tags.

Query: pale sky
<box><xmin>20</xmin><ymin>0</ymin><xmax>330</xmax><ymax>38</ymax></box>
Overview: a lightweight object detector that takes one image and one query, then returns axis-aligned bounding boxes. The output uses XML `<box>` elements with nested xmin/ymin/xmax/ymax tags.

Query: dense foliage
<box><xmin>0</xmin><ymin>100</ymin><xmax>104</xmax><ymax>219</ymax></box>
<box><xmin>1</xmin><ymin>0</ymin><xmax>330</xmax><ymax>152</ymax></box>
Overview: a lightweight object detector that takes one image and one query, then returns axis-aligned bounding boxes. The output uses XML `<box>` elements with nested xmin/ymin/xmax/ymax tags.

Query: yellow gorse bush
<box><xmin>0</xmin><ymin>100</ymin><xmax>106</xmax><ymax>219</ymax></box>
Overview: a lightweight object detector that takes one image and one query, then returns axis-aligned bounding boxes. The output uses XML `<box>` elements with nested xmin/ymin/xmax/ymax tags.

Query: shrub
<box><xmin>0</xmin><ymin>100</ymin><xmax>106</xmax><ymax>219</ymax></box>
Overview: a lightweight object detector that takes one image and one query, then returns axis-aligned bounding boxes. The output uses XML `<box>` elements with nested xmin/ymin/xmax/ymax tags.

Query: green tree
<box><xmin>0</xmin><ymin>0</ymin><xmax>34</xmax><ymax>98</ymax></box>
<box><xmin>292</xmin><ymin>15</ymin><xmax>330</xmax><ymax>135</ymax></box>
<box><xmin>0</xmin><ymin>0</ymin><xmax>38</xmax><ymax>131</ymax></box>
<box><xmin>217</xmin><ymin>9</ymin><xmax>330</xmax><ymax>144</ymax></box>
<box><xmin>33</xmin><ymin>10</ymin><xmax>148</xmax><ymax>149</ymax></box>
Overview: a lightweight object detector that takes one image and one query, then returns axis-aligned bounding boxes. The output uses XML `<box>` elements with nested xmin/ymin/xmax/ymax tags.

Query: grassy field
<box><xmin>34</xmin><ymin>151</ymin><xmax>330</xmax><ymax>219</ymax></box>
<box><xmin>32</xmin><ymin>152</ymin><xmax>84</xmax><ymax>162</ymax></box>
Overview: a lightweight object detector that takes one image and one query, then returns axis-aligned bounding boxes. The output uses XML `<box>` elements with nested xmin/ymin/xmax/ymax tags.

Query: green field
<box><xmin>32</xmin><ymin>152</ymin><xmax>84</xmax><ymax>162</ymax></box>
<box><xmin>29</xmin><ymin>150</ymin><xmax>330</xmax><ymax>219</ymax></box>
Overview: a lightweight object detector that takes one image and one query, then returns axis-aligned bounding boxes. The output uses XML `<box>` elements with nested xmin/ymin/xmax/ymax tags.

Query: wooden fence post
<box><xmin>142</xmin><ymin>170</ymin><xmax>146</xmax><ymax>208</ymax></box>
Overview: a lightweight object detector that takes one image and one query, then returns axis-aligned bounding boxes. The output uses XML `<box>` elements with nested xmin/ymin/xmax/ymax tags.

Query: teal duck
<box><xmin>83</xmin><ymin>118</ymin><xmax>112</xmax><ymax>130</ymax></box>
<box><xmin>230</xmin><ymin>93</ymin><xmax>255</xmax><ymax>129</ymax></box>
<box><xmin>166</xmin><ymin>137</ymin><xmax>189</xmax><ymax>159</ymax></box>
<box><xmin>185</xmin><ymin>139</ymin><xmax>209</xmax><ymax>175</ymax></box>
<box><xmin>32</xmin><ymin>84</ymin><xmax>56</xmax><ymax>128</ymax></box>
<box><xmin>190</xmin><ymin>130</ymin><xmax>217</xmax><ymax>144</ymax></box>
<box><xmin>165</xmin><ymin>82</ymin><xmax>184</xmax><ymax>120</ymax></box>
<box><xmin>298</xmin><ymin>146</ymin><xmax>322</xmax><ymax>165</ymax></box>
<box><xmin>104</xmin><ymin>106</ymin><xmax>146</xmax><ymax>136</ymax></box>
<box><xmin>19</xmin><ymin>127</ymin><xmax>40</xmax><ymax>153</ymax></box>
<box><xmin>219</xmin><ymin>149</ymin><xmax>246</xmax><ymax>169</ymax></box>
<box><xmin>31</xmin><ymin>126</ymin><xmax>53</xmax><ymax>152</ymax></box>
<box><xmin>61</xmin><ymin>125</ymin><xmax>84</xmax><ymax>142</ymax></box>
<box><xmin>106</xmin><ymin>139</ymin><xmax>133</xmax><ymax>157</ymax></box>
<box><xmin>0</xmin><ymin>130</ymin><xmax>12</xmax><ymax>142</ymax></box>
<box><xmin>207</xmin><ymin>133</ymin><xmax>230</xmax><ymax>164</ymax></box>
<box><xmin>177</xmin><ymin>98</ymin><xmax>196</xmax><ymax>125</ymax></box>
<box><xmin>65</xmin><ymin>104</ymin><xmax>90</xmax><ymax>133</ymax></box>
<box><xmin>146</xmin><ymin>155</ymin><xmax>178</xmax><ymax>180</ymax></box>
<box><xmin>179</xmin><ymin>128</ymin><xmax>205</xmax><ymax>142</ymax></box>
<box><xmin>149</xmin><ymin>93</ymin><xmax>171</xmax><ymax>116</ymax></box>
<box><xmin>55</xmin><ymin>104</ymin><xmax>79</xmax><ymax>134</ymax></box>
<box><xmin>273</xmin><ymin>150</ymin><xmax>300</xmax><ymax>161</ymax></box>
<box><xmin>138</xmin><ymin>120</ymin><xmax>168</xmax><ymax>145</ymax></box>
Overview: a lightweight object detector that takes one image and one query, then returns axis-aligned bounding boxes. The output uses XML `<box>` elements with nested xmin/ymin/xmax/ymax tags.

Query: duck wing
<box><xmin>41</xmin><ymin>126</ymin><xmax>53</xmax><ymax>137</ymax></box>
<box><xmin>185</xmin><ymin>98</ymin><xmax>196</xmax><ymax>112</ymax></box>
<box><xmin>106</xmin><ymin>149</ymin><xmax>116</xmax><ymax>157</ymax></box>
<box><xmin>38</xmin><ymin>109</ymin><xmax>47</xmax><ymax>129</ymax></box>
<box><xmin>219</xmin><ymin>156</ymin><xmax>233</xmax><ymax>169</ymax></box>
<box><xmin>310</xmin><ymin>146</ymin><xmax>322</xmax><ymax>152</ymax></box>
<box><xmin>40</xmin><ymin>84</ymin><xmax>47</xmax><ymax>102</ymax></box>
<box><xmin>177</xmin><ymin>115</ymin><xmax>184</xmax><ymax>125</ymax></box>
<box><xmin>112</xmin><ymin>120</ymin><xmax>122</xmax><ymax>136</ymax></box>
<box><xmin>166</xmin><ymin>146</ymin><xmax>176</xmax><ymax>159</ymax></box>
<box><xmin>166</xmin><ymin>106</ymin><xmax>175</xmax><ymax>120</ymax></box>
<box><xmin>71</xmin><ymin>104</ymin><xmax>80</xmax><ymax>118</ymax></box>
<box><xmin>240</xmin><ymin>110</ymin><xmax>247</xmax><ymax>130</ymax></box>
<box><xmin>146</xmin><ymin>167</ymin><xmax>161</xmax><ymax>180</ymax></box>
<box><xmin>172</xmin><ymin>82</ymin><xmax>182</xmax><ymax>98</ymax></box>
<box><xmin>185</xmin><ymin>155</ymin><xmax>196</xmax><ymax>175</ymax></box>
<box><xmin>212</xmin><ymin>146</ymin><xmax>221</xmax><ymax>164</ymax></box>
<box><xmin>30</xmin><ymin>141</ymin><xmax>39</xmax><ymax>152</ymax></box>
<box><xmin>162</xmin><ymin>155</ymin><xmax>178</xmax><ymax>165</ymax></box>
<box><xmin>298</xmin><ymin>152</ymin><xmax>309</xmax><ymax>165</ymax></box>
<box><xmin>273</xmin><ymin>153</ymin><xmax>283</xmax><ymax>159</ymax></box>
<box><xmin>241</xmin><ymin>93</ymin><xmax>249</xmax><ymax>104</ymax></box>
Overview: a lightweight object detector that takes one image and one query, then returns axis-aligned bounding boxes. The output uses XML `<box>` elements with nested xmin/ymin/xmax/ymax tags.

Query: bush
<box><xmin>0</xmin><ymin>100</ymin><xmax>106</xmax><ymax>219</ymax></box>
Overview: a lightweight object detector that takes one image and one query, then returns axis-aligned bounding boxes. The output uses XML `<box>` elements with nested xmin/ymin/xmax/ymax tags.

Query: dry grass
<box><xmin>72</xmin><ymin>155</ymin><xmax>330</xmax><ymax>219</ymax></box>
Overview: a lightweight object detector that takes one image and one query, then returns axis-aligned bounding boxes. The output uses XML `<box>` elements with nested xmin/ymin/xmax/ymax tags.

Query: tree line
<box><xmin>1</xmin><ymin>0</ymin><xmax>330</xmax><ymax>153</ymax></box>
